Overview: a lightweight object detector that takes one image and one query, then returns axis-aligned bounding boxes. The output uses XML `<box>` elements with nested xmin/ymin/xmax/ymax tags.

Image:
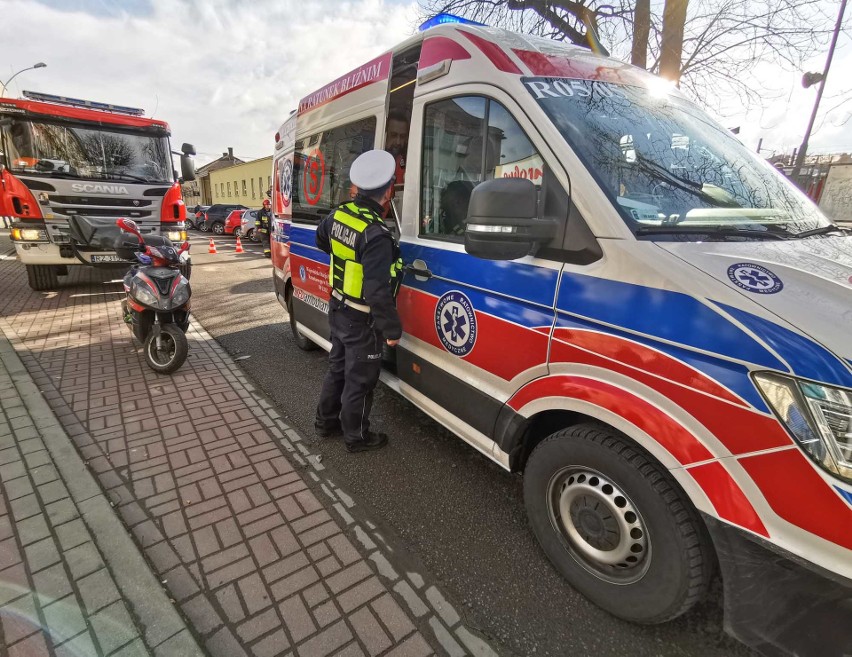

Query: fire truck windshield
<box><xmin>1</xmin><ymin>117</ymin><xmax>173</xmax><ymax>184</ymax></box>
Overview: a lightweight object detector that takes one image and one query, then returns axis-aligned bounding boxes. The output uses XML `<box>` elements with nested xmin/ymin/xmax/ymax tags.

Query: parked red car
<box><xmin>224</xmin><ymin>209</ymin><xmax>245</xmax><ymax>236</ymax></box>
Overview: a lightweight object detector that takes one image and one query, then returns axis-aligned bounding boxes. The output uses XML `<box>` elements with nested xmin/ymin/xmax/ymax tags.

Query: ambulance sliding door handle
<box><xmin>406</xmin><ymin>259</ymin><xmax>432</xmax><ymax>281</ymax></box>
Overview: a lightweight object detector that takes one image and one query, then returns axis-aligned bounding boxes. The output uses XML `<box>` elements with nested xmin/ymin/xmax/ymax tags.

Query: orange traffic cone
<box><xmin>235</xmin><ymin>236</ymin><xmax>244</xmax><ymax>253</ymax></box>
<box><xmin>208</xmin><ymin>238</ymin><xmax>217</xmax><ymax>254</ymax></box>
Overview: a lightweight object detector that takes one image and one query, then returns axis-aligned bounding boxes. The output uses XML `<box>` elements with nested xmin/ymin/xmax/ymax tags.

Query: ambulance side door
<box><xmin>395</xmin><ymin>89</ymin><xmax>563</xmax><ymax>442</ymax></box>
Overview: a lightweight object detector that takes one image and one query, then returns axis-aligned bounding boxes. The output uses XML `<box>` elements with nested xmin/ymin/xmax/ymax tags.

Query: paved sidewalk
<box><xmin>0</xmin><ymin>235</ymin><xmax>500</xmax><ymax>657</ymax></box>
<box><xmin>0</xmin><ymin>329</ymin><xmax>203</xmax><ymax>656</ymax></box>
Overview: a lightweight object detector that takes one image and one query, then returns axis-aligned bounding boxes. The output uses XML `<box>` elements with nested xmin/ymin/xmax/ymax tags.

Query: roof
<box><xmin>0</xmin><ymin>97</ymin><xmax>170</xmax><ymax>131</ymax></box>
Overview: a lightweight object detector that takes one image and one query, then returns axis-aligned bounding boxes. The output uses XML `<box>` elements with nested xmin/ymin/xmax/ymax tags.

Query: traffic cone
<box><xmin>208</xmin><ymin>238</ymin><xmax>217</xmax><ymax>254</ymax></box>
<box><xmin>235</xmin><ymin>236</ymin><xmax>244</xmax><ymax>253</ymax></box>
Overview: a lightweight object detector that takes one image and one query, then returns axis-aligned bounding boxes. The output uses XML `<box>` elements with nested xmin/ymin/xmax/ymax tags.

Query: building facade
<box><xmin>181</xmin><ymin>148</ymin><xmax>244</xmax><ymax>208</ymax></box>
<box><xmin>208</xmin><ymin>156</ymin><xmax>273</xmax><ymax>209</ymax></box>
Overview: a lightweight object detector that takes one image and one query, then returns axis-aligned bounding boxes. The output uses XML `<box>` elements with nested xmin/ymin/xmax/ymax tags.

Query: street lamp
<box><xmin>790</xmin><ymin>0</ymin><xmax>847</xmax><ymax>184</ymax></box>
<box><xmin>0</xmin><ymin>63</ymin><xmax>47</xmax><ymax>98</ymax></box>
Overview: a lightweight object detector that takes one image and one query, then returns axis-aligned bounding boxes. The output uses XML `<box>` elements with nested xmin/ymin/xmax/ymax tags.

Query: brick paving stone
<box><xmin>279</xmin><ymin>594</ymin><xmax>317</xmax><ymax>643</ymax></box>
<box><xmin>337</xmin><ymin>577</ymin><xmax>386</xmax><ymax>614</ymax></box>
<box><xmin>350</xmin><ymin>606</ymin><xmax>393</xmax><ymax>656</ymax></box>
<box><xmin>296</xmin><ymin>618</ymin><xmax>353</xmax><ymax>657</ymax></box>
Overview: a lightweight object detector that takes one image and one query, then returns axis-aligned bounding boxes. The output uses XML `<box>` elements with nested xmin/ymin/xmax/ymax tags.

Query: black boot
<box><xmin>314</xmin><ymin>419</ymin><xmax>342</xmax><ymax>438</ymax></box>
<box><xmin>345</xmin><ymin>432</ymin><xmax>388</xmax><ymax>453</ymax></box>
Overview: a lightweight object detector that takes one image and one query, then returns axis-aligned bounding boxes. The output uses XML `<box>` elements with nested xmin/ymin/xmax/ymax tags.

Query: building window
<box><xmin>258</xmin><ymin>177</ymin><xmax>263</xmax><ymax>198</ymax></box>
<box><xmin>242</xmin><ymin>180</ymin><xmax>247</xmax><ymax>196</ymax></box>
<box><xmin>227</xmin><ymin>182</ymin><xmax>231</xmax><ymax>196</ymax></box>
<box><xmin>234</xmin><ymin>180</ymin><xmax>239</xmax><ymax>197</ymax></box>
<box><xmin>251</xmin><ymin>178</ymin><xmax>256</xmax><ymax>198</ymax></box>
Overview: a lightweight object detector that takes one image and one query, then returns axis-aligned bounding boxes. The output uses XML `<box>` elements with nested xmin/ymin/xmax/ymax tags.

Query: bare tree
<box><xmin>420</xmin><ymin>0</ymin><xmax>833</xmax><ymax>108</ymax></box>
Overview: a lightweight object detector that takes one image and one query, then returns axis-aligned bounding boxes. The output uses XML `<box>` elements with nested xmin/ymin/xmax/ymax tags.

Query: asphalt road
<box><xmin>187</xmin><ymin>232</ymin><xmax>752</xmax><ymax>657</ymax></box>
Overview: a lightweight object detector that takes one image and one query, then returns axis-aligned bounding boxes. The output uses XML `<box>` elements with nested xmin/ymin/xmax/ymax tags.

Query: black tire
<box><xmin>199</xmin><ymin>222</ymin><xmax>210</xmax><ymax>233</ymax></box>
<box><xmin>233</xmin><ymin>227</ymin><xmax>242</xmax><ymax>238</ymax></box>
<box><xmin>143</xmin><ymin>324</ymin><xmax>189</xmax><ymax>374</ymax></box>
<box><xmin>26</xmin><ymin>265</ymin><xmax>59</xmax><ymax>291</ymax></box>
<box><xmin>211</xmin><ymin>222</ymin><xmax>225</xmax><ymax>236</ymax></box>
<box><xmin>523</xmin><ymin>423</ymin><xmax>713</xmax><ymax>624</ymax></box>
<box><xmin>247</xmin><ymin>228</ymin><xmax>257</xmax><ymax>241</ymax></box>
<box><xmin>287</xmin><ymin>293</ymin><xmax>317</xmax><ymax>351</ymax></box>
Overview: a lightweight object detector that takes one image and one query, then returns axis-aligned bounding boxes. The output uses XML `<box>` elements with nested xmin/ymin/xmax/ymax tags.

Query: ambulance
<box><xmin>270</xmin><ymin>16</ymin><xmax>852</xmax><ymax>654</ymax></box>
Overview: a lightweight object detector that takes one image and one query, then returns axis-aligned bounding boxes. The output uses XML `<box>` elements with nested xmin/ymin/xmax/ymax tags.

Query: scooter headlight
<box><xmin>754</xmin><ymin>372</ymin><xmax>852</xmax><ymax>483</ymax></box>
<box><xmin>171</xmin><ymin>281</ymin><xmax>190</xmax><ymax>307</ymax></box>
<box><xmin>130</xmin><ymin>280</ymin><xmax>159</xmax><ymax>307</ymax></box>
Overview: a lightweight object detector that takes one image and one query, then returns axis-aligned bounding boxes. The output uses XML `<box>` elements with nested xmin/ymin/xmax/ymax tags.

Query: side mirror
<box><xmin>117</xmin><ymin>218</ymin><xmax>140</xmax><ymax>233</ymax></box>
<box><xmin>463</xmin><ymin>178</ymin><xmax>557</xmax><ymax>260</ymax></box>
<box><xmin>181</xmin><ymin>143</ymin><xmax>197</xmax><ymax>156</ymax></box>
<box><xmin>180</xmin><ymin>154</ymin><xmax>196</xmax><ymax>182</ymax></box>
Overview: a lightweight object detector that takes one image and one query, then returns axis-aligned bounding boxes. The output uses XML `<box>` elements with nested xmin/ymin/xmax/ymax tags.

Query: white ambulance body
<box><xmin>271</xmin><ymin>19</ymin><xmax>852</xmax><ymax>654</ymax></box>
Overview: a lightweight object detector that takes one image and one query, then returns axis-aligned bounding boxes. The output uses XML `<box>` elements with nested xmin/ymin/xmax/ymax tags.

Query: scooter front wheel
<box><xmin>143</xmin><ymin>324</ymin><xmax>189</xmax><ymax>374</ymax></box>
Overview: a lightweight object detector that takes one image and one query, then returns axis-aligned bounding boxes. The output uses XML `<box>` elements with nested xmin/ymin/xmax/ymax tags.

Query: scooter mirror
<box><xmin>116</xmin><ymin>218</ymin><xmax>139</xmax><ymax>233</ymax></box>
<box><xmin>179</xmin><ymin>241</ymin><xmax>190</xmax><ymax>255</ymax></box>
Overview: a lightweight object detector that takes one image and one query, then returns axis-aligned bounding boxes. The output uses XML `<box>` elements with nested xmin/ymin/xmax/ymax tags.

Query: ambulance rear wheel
<box><xmin>26</xmin><ymin>265</ymin><xmax>59</xmax><ymax>291</ymax></box>
<box><xmin>524</xmin><ymin>423</ymin><xmax>713</xmax><ymax>624</ymax></box>
<box><xmin>287</xmin><ymin>294</ymin><xmax>317</xmax><ymax>351</ymax></box>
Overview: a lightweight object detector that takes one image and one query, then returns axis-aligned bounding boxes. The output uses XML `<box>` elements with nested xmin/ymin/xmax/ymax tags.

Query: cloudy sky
<box><xmin>1</xmin><ymin>0</ymin><xmax>850</xmax><ymax>167</ymax></box>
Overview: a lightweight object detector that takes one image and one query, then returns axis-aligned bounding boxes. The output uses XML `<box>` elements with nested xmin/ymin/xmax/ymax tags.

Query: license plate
<box><xmin>90</xmin><ymin>254</ymin><xmax>125</xmax><ymax>263</ymax></box>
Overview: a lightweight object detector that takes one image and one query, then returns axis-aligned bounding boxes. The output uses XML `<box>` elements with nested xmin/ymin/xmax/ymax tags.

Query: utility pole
<box><xmin>790</xmin><ymin>0</ymin><xmax>848</xmax><ymax>184</ymax></box>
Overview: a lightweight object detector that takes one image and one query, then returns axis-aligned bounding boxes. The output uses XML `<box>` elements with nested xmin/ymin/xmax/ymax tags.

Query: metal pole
<box><xmin>790</xmin><ymin>0</ymin><xmax>848</xmax><ymax>183</ymax></box>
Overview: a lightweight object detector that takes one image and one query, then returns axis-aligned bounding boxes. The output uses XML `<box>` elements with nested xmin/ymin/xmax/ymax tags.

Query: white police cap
<box><xmin>350</xmin><ymin>149</ymin><xmax>396</xmax><ymax>192</ymax></box>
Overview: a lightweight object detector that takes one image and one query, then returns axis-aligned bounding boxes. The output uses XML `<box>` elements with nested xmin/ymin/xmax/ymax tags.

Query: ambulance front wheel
<box><xmin>286</xmin><ymin>293</ymin><xmax>317</xmax><ymax>351</ymax></box>
<box><xmin>523</xmin><ymin>423</ymin><xmax>713</xmax><ymax>624</ymax></box>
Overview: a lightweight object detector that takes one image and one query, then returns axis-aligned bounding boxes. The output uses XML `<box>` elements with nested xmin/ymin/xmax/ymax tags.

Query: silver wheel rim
<box><xmin>148</xmin><ymin>333</ymin><xmax>176</xmax><ymax>366</ymax></box>
<box><xmin>213</xmin><ymin>224</ymin><xmax>223</xmax><ymax>235</ymax></box>
<box><xmin>547</xmin><ymin>467</ymin><xmax>650</xmax><ymax>584</ymax></box>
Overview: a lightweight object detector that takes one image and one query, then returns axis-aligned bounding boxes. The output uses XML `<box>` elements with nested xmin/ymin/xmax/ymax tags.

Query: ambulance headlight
<box><xmin>754</xmin><ymin>372</ymin><xmax>852</xmax><ymax>483</ymax></box>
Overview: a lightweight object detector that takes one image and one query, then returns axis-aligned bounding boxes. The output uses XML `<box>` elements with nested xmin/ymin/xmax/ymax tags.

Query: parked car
<box><xmin>186</xmin><ymin>205</ymin><xmax>210</xmax><ymax>230</ymax></box>
<box><xmin>203</xmin><ymin>204</ymin><xmax>248</xmax><ymax>235</ymax></box>
<box><xmin>224</xmin><ymin>210</ymin><xmax>246</xmax><ymax>236</ymax></box>
<box><xmin>242</xmin><ymin>209</ymin><xmax>259</xmax><ymax>241</ymax></box>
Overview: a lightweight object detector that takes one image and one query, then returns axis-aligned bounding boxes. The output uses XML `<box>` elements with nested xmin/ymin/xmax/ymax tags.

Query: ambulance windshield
<box><xmin>524</xmin><ymin>77</ymin><xmax>832</xmax><ymax>240</ymax></box>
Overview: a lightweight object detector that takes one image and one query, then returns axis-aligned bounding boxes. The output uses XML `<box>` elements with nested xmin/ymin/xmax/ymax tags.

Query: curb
<box><xmin>0</xmin><ymin>321</ymin><xmax>207</xmax><ymax>656</ymax></box>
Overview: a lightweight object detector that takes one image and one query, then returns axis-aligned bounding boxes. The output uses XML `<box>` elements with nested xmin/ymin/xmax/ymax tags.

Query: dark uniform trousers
<box><xmin>316</xmin><ymin>298</ymin><xmax>383</xmax><ymax>444</ymax></box>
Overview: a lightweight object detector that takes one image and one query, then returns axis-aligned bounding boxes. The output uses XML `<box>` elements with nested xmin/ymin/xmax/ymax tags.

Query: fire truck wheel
<box><xmin>524</xmin><ymin>423</ymin><xmax>713</xmax><ymax>624</ymax></box>
<box><xmin>26</xmin><ymin>265</ymin><xmax>59</xmax><ymax>291</ymax></box>
<box><xmin>287</xmin><ymin>293</ymin><xmax>317</xmax><ymax>351</ymax></box>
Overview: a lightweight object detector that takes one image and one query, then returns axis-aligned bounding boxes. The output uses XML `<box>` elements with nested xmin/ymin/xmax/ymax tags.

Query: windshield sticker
<box><xmin>435</xmin><ymin>291</ymin><xmax>477</xmax><ymax>357</ymax></box>
<box><xmin>727</xmin><ymin>263</ymin><xmax>783</xmax><ymax>295</ymax></box>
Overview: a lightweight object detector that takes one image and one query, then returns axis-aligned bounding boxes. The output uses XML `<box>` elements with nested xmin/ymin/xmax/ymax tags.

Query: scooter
<box><xmin>115</xmin><ymin>218</ymin><xmax>192</xmax><ymax>374</ymax></box>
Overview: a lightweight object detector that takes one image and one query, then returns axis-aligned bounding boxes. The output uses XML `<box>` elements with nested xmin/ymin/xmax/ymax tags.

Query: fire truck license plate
<box><xmin>90</xmin><ymin>254</ymin><xmax>124</xmax><ymax>263</ymax></box>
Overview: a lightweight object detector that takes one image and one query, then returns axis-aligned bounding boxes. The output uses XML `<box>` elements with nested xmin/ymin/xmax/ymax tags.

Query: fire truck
<box><xmin>0</xmin><ymin>91</ymin><xmax>195</xmax><ymax>290</ymax></box>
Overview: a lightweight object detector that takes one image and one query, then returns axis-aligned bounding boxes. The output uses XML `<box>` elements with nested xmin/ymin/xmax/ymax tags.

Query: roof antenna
<box><xmin>150</xmin><ymin>93</ymin><xmax>159</xmax><ymax>119</ymax></box>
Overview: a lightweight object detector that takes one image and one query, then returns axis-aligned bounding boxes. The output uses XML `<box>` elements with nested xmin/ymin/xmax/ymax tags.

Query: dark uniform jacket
<box><xmin>316</xmin><ymin>195</ymin><xmax>402</xmax><ymax>341</ymax></box>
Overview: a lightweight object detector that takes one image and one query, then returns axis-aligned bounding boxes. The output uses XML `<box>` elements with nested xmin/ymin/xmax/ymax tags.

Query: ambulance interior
<box><xmin>385</xmin><ymin>45</ymin><xmax>420</xmax><ymax>230</ymax></box>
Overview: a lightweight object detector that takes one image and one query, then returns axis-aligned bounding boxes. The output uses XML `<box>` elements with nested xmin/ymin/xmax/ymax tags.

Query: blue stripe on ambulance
<box><xmin>836</xmin><ymin>487</ymin><xmax>852</xmax><ymax>507</ymax></box>
<box><xmin>719</xmin><ymin>304</ymin><xmax>852</xmax><ymax>388</ymax></box>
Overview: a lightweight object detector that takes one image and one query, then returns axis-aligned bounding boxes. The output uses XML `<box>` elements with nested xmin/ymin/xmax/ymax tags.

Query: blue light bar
<box><xmin>418</xmin><ymin>12</ymin><xmax>486</xmax><ymax>31</ymax></box>
<box><xmin>22</xmin><ymin>90</ymin><xmax>145</xmax><ymax>117</ymax></box>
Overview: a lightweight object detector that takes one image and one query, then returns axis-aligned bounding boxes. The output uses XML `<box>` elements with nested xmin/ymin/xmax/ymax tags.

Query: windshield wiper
<box><xmin>633</xmin><ymin>154</ymin><xmax>740</xmax><ymax>208</ymax></box>
<box><xmin>636</xmin><ymin>225</ymin><xmax>789</xmax><ymax>240</ymax></box>
<box><xmin>795</xmin><ymin>225</ymin><xmax>846</xmax><ymax>238</ymax></box>
<box><xmin>95</xmin><ymin>172</ymin><xmax>157</xmax><ymax>184</ymax></box>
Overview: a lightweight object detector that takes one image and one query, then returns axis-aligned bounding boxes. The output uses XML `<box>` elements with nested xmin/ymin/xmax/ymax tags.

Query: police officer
<box><xmin>256</xmin><ymin>198</ymin><xmax>272</xmax><ymax>257</ymax></box>
<box><xmin>314</xmin><ymin>150</ymin><xmax>402</xmax><ymax>453</ymax></box>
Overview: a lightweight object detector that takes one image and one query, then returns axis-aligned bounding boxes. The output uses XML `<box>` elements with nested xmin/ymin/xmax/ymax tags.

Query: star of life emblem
<box><xmin>435</xmin><ymin>291</ymin><xmax>477</xmax><ymax>357</ymax></box>
<box><xmin>727</xmin><ymin>262</ymin><xmax>783</xmax><ymax>294</ymax></box>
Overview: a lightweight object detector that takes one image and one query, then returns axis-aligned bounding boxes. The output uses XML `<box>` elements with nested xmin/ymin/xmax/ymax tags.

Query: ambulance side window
<box><xmin>291</xmin><ymin>117</ymin><xmax>377</xmax><ymax>224</ymax></box>
<box><xmin>420</xmin><ymin>96</ymin><xmax>541</xmax><ymax>241</ymax></box>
